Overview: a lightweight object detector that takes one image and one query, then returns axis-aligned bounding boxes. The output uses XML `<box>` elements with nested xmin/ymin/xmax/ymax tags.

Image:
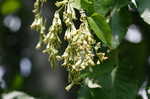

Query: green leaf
<box><xmin>110</xmin><ymin>7</ymin><xmax>132</xmax><ymax>48</ymax></box>
<box><xmin>136</xmin><ymin>0</ymin><xmax>150</xmax><ymax>25</ymax></box>
<box><xmin>112</xmin><ymin>0</ymin><xmax>129</xmax><ymax>8</ymax></box>
<box><xmin>78</xmin><ymin>74</ymin><xmax>112</xmax><ymax>99</ymax></box>
<box><xmin>72</xmin><ymin>0</ymin><xmax>113</xmax><ymax>16</ymax></box>
<box><xmin>94</xmin><ymin>0</ymin><xmax>113</xmax><ymax>15</ymax></box>
<box><xmin>81</xmin><ymin>0</ymin><xmax>95</xmax><ymax>15</ymax></box>
<box><xmin>72</xmin><ymin>0</ymin><xmax>95</xmax><ymax>15</ymax></box>
<box><xmin>1</xmin><ymin>0</ymin><xmax>21</xmax><ymax>15</ymax></box>
<box><xmin>88</xmin><ymin>13</ymin><xmax>112</xmax><ymax>47</ymax></box>
<box><xmin>72</xmin><ymin>0</ymin><xmax>129</xmax><ymax>16</ymax></box>
<box><xmin>78</xmin><ymin>42</ymin><xmax>146</xmax><ymax>99</ymax></box>
<box><xmin>112</xmin><ymin>62</ymin><xmax>139</xmax><ymax>99</ymax></box>
<box><xmin>112</xmin><ymin>42</ymin><xmax>146</xmax><ymax>99</ymax></box>
<box><xmin>78</xmin><ymin>60</ymin><xmax>143</xmax><ymax>99</ymax></box>
<box><xmin>78</xmin><ymin>51</ymin><xmax>117</xmax><ymax>99</ymax></box>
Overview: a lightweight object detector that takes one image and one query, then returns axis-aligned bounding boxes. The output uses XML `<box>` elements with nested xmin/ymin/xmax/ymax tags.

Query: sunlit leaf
<box><xmin>88</xmin><ymin>13</ymin><xmax>112</xmax><ymax>47</ymax></box>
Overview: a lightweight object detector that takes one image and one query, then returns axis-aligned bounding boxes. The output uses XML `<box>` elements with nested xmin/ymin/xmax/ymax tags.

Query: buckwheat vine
<box><xmin>31</xmin><ymin>0</ymin><xmax>108</xmax><ymax>91</ymax></box>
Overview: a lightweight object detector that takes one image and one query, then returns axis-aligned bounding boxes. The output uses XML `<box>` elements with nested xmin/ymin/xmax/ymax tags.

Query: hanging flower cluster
<box><xmin>31</xmin><ymin>0</ymin><xmax>108</xmax><ymax>90</ymax></box>
<box><xmin>31</xmin><ymin>0</ymin><xmax>47</xmax><ymax>49</ymax></box>
<box><xmin>42</xmin><ymin>11</ymin><xmax>62</xmax><ymax>69</ymax></box>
